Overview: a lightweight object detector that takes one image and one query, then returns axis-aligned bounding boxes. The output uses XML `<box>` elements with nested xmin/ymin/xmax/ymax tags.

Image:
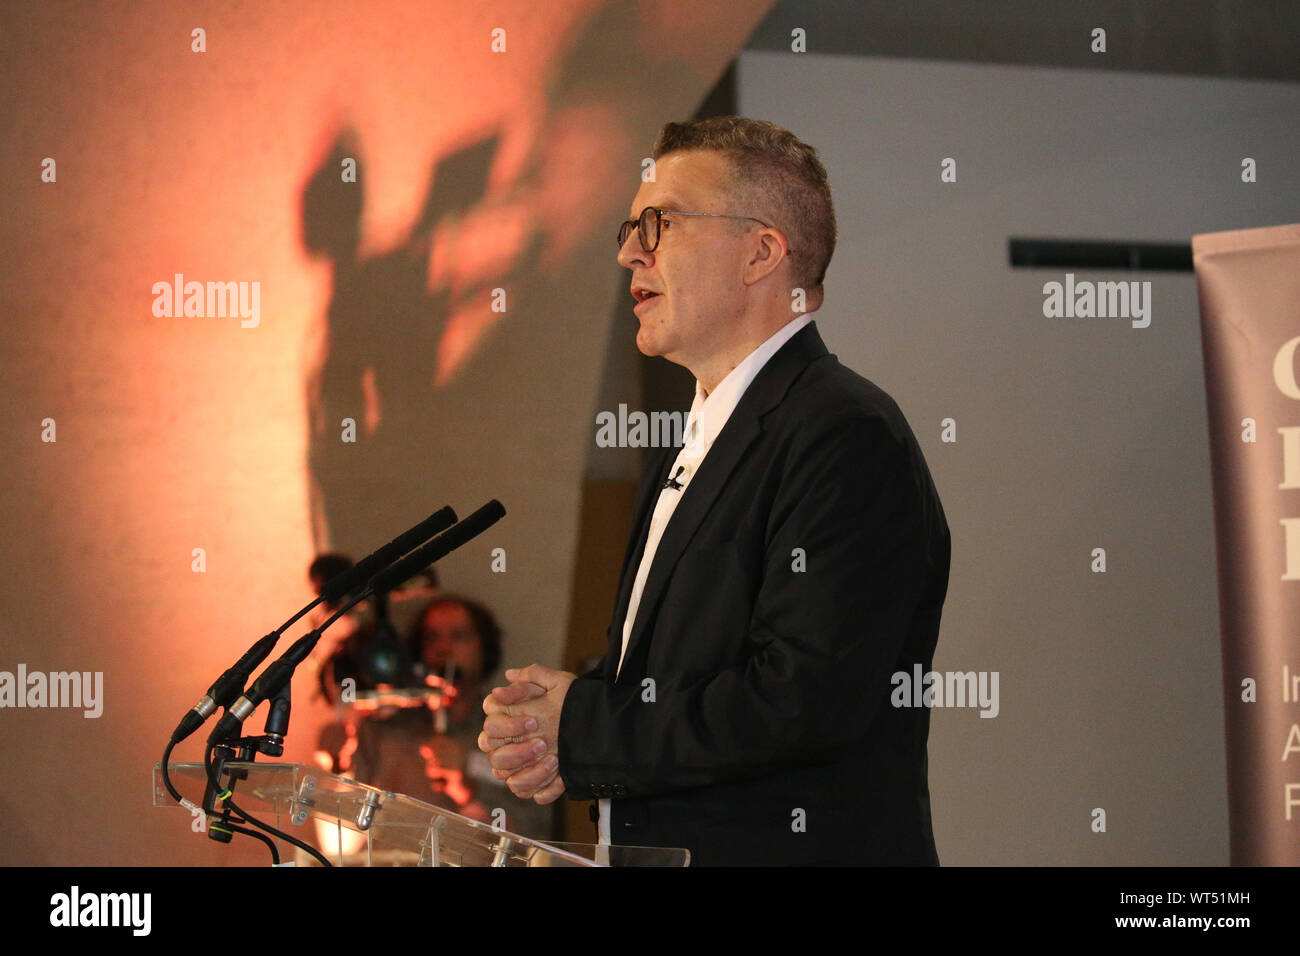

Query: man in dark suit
<box><xmin>478</xmin><ymin>117</ymin><xmax>950</xmax><ymax>865</ymax></box>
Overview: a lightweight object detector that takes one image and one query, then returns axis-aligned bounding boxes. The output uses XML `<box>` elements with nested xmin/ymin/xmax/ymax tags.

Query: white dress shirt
<box><xmin>598</xmin><ymin>313</ymin><xmax>813</xmax><ymax>846</ymax></box>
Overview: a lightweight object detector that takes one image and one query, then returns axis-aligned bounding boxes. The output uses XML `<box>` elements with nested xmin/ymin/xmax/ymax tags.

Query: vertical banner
<box><xmin>1194</xmin><ymin>223</ymin><xmax>1300</xmax><ymax>865</ymax></box>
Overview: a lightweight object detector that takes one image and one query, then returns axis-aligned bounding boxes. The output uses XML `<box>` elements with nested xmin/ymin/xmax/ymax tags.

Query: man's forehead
<box><xmin>628</xmin><ymin>192</ymin><xmax>687</xmax><ymax>218</ymax></box>
<box><xmin>627</xmin><ymin>150</ymin><xmax>732</xmax><ymax>218</ymax></box>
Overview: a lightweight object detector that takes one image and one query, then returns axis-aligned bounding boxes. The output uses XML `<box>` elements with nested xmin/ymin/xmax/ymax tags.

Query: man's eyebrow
<box><xmin>629</xmin><ymin>196</ymin><xmax>686</xmax><ymax>218</ymax></box>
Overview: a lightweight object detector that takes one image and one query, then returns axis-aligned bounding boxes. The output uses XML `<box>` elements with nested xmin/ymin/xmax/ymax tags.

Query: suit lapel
<box><xmin>615</xmin><ymin>321</ymin><xmax>831</xmax><ymax>683</ymax></box>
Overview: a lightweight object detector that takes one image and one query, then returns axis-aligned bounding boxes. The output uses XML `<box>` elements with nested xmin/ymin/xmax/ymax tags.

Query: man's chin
<box><xmin>634</xmin><ymin>328</ymin><xmax>663</xmax><ymax>357</ymax></box>
<box><xmin>635</xmin><ymin>328</ymin><xmax>690</xmax><ymax>369</ymax></box>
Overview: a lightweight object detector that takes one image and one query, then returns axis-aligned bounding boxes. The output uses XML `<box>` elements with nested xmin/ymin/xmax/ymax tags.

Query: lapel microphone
<box><xmin>663</xmin><ymin>465</ymin><xmax>686</xmax><ymax>491</ymax></box>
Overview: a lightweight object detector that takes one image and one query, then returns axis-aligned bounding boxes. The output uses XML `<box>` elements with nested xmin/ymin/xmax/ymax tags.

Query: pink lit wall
<box><xmin>0</xmin><ymin>0</ymin><xmax>772</xmax><ymax>865</ymax></box>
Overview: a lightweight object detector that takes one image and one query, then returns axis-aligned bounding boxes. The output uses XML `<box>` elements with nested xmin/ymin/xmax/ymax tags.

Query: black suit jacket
<box><xmin>558</xmin><ymin>321</ymin><xmax>950</xmax><ymax>865</ymax></box>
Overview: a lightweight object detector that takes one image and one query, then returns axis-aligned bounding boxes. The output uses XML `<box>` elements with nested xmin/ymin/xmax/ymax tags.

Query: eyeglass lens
<box><xmin>618</xmin><ymin>207</ymin><xmax>660</xmax><ymax>252</ymax></box>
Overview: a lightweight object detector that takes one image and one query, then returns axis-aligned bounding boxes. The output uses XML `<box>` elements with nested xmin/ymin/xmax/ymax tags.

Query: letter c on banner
<box><xmin>1273</xmin><ymin>336</ymin><xmax>1300</xmax><ymax>399</ymax></box>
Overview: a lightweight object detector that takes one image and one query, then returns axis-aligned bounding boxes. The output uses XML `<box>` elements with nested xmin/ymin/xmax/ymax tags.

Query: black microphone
<box><xmin>320</xmin><ymin>505</ymin><xmax>458</xmax><ymax>603</ymax></box>
<box><xmin>369</xmin><ymin>499</ymin><xmax>505</xmax><ymax>595</ymax></box>
<box><xmin>170</xmin><ymin>505</ymin><xmax>457</xmax><ymax>744</ymax></box>
<box><xmin>208</xmin><ymin>500</ymin><xmax>505</xmax><ymax>745</ymax></box>
<box><xmin>170</xmin><ymin>631</ymin><xmax>278</xmax><ymax>745</ymax></box>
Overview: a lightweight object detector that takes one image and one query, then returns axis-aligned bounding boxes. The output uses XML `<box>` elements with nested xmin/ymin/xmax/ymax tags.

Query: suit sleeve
<box><xmin>557</xmin><ymin>413</ymin><xmax>937</xmax><ymax>800</ymax></box>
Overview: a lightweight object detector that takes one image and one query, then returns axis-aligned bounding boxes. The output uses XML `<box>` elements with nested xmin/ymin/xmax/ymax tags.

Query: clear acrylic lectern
<box><xmin>154</xmin><ymin>761</ymin><xmax>689</xmax><ymax>867</ymax></box>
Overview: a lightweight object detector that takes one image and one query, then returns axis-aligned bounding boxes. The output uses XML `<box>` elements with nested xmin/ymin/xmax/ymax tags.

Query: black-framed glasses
<box><xmin>617</xmin><ymin>206</ymin><xmax>774</xmax><ymax>252</ymax></box>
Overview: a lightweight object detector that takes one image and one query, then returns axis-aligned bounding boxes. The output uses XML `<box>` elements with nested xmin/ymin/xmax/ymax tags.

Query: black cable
<box><xmin>214</xmin><ymin>820</ymin><xmax>281</xmax><ymax>864</ymax></box>
<box><xmin>164</xmin><ymin>738</ymin><xmax>288</xmax><ymax>865</ymax></box>
<box><xmin>161</xmin><ymin>737</ymin><xmax>183</xmax><ymax>804</ymax></box>
<box><xmin>204</xmin><ymin>744</ymin><xmax>333</xmax><ymax>867</ymax></box>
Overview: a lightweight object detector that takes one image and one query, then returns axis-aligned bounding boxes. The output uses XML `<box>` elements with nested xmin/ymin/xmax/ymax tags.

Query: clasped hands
<box><xmin>477</xmin><ymin>664</ymin><xmax>576</xmax><ymax>805</ymax></box>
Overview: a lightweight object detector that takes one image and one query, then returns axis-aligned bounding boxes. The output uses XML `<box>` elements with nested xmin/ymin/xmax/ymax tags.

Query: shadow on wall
<box><xmin>298</xmin><ymin>1</ymin><xmax>704</xmax><ymax>555</ymax></box>
<box><xmin>302</xmin><ymin>127</ymin><xmax>544</xmax><ymax>551</ymax></box>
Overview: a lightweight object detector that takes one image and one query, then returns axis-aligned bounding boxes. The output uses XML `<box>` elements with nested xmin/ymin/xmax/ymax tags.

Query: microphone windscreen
<box><xmin>369</xmin><ymin>500</ymin><xmax>505</xmax><ymax>594</ymax></box>
<box><xmin>320</xmin><ymin>505</ymin><xmax>457</xmax><ymax>603</ymax></box>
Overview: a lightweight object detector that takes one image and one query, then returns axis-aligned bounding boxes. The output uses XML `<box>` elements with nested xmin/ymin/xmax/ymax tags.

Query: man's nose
<box><xmin>616</xmin><ymin>229</ymin><xmax>651</xmax><ymax>269</ymax></box>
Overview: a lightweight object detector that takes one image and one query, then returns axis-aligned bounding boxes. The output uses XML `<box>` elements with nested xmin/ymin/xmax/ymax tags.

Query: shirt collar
<box><xmin>685</xmin><ymin>314</ymin><xmax>814</xmax><ymax>452</ymax></box>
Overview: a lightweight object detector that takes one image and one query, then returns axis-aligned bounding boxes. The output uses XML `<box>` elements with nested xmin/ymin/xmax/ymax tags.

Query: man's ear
<box><xmin>743</xmin><ymin>229</ymin><xmax>790</xmax><ymax>286</ymax></box>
